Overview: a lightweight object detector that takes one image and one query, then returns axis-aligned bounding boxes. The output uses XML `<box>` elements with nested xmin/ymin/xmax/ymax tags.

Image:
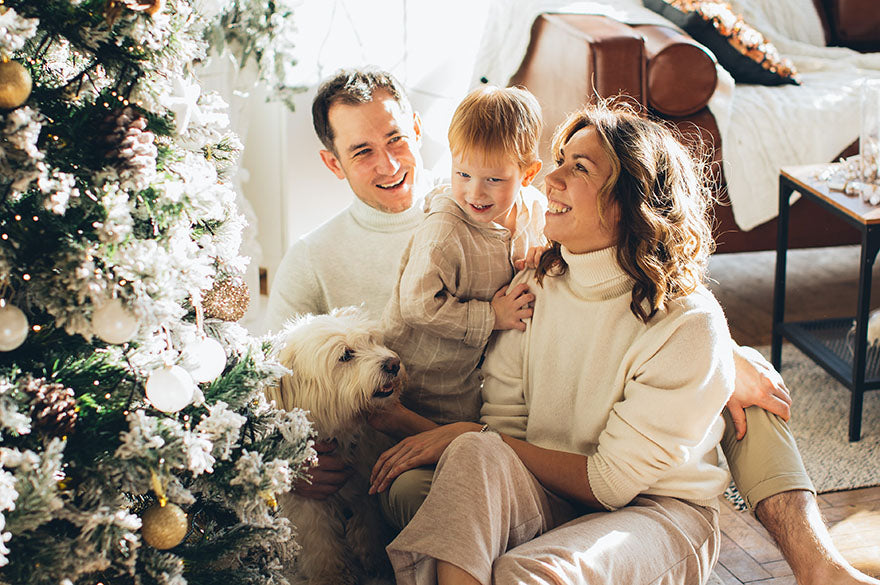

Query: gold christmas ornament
<box><xmin>0</xmin><ymin>60</ymin><xmax>32</xmax><ymax>110</ymax></box>
<box><xmin>141</xmin><ymin>502</ymin><xmax>188</xmax><ymax>550</ymax></box>
<box><xmin>203</xmin><ymin>278</ymin><xmax>249</xmax><ymax>322</ymax></box>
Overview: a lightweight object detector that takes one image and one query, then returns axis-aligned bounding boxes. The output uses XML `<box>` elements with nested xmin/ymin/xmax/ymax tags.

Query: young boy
<box><xmin>381</xmin><ymin>86</ymin><xmax>546</xmax><ymax>426</ymax></box>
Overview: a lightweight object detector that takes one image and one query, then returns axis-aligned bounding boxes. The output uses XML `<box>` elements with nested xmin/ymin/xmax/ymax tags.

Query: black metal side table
<box><xmin>772</xmin><ymin>165</ymin><xmax>880</xmax><ymax>441</ymax></box>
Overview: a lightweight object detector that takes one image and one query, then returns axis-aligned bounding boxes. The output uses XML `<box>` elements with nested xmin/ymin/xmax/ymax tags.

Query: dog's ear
<box><xmin>269</xmin><ymin>375</ymin><xmax>299</xmax><ymax>411</ymax></box>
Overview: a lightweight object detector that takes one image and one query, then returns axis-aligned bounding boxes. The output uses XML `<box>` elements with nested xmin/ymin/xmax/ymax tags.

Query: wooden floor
<box><xmin>708</xmin><ymin>246</ymin><xmax>880</xmax><ymax>583</ymax></box>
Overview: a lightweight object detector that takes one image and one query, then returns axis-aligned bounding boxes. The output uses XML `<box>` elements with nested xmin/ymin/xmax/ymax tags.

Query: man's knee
<box><xmin>722</xmin><ymin>407</ymin><xmax>813</xmax><ymax>510</ymax></box>
<box><xmin>381</xmin><ymin>467</ymin><xmax>433</xmax><ymax>531</ymax></box>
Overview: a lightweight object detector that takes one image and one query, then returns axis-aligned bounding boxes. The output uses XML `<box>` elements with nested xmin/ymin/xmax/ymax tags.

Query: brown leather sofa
<box><xmin>510</xmin><ymin>0</ymin><xmax>880</xmax><ymax>253</ymax></box>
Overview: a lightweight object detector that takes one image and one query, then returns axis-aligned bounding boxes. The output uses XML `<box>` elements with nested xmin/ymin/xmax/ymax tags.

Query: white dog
<box><xmin>267</xmin><ymin>306</ymin><xmax>404</xmax><ymax>585</ymax></box>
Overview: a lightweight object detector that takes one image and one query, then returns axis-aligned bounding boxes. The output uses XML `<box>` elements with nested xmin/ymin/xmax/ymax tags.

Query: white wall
<box><xmin>238</xmin><ymin>0</ymin><xmax>495</xmax><ymax>294</ymax></box>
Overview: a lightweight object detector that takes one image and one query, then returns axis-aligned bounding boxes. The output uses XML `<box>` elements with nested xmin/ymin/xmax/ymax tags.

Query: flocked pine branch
<box><xmin>0</xmin><ymin>2</ymin><xmax>314</xmax><ymax>584</ymax></box>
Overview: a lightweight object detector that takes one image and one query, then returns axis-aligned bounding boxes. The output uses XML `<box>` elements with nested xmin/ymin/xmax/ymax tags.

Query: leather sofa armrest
<box><xmin>634</xmin><ymin>25</ymin><xmax>717</xmax><ymax>117</ymax></box>
<box><xmin>511</xmin><ymin>13</ymin><xmax>646</xmax><ymax>164</ymax></box>
<box><xmin>825</xmin><ymin>0</ymin><xmax>880</xmax><ymax>51</ymax></box>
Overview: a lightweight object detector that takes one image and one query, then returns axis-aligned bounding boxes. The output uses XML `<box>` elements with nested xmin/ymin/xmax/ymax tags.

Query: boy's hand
<box><xmin>491</xmin><ymin>283</ymin><xmax>534</xmax><ymax>331</ymax></box>
<box><xmin>513</xmin><ymin>245</ymin><xmax>549</xmax><ymax>271</ymax></box>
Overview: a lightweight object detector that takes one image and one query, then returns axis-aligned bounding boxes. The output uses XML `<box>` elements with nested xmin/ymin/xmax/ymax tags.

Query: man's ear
<box><xmin>521</xmin><ymin>160</ymin><xmax>543</xmax><ymax>186</ymax></box>
<box><xmin>319</xmin><ymin>149</ymin><xmax>347</xmax><ymax>180</ymax></box>
<box><xmin>412</xmin><ymin>111</ymin><xmax>423</xmax><ymax>143</ymax></box>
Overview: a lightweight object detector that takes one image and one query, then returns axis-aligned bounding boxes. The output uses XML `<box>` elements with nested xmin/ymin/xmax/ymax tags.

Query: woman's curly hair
<box><xmin>536</xmin><ymin>101</ymin><xmax>717</xmax><ymax>323</ymax></box>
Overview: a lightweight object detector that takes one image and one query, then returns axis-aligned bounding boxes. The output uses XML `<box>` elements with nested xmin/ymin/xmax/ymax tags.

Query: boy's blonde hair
<box><xmin>447</xmin><ymin>86</ymin><xmax>542</xmax><ymax>170</ymax></box>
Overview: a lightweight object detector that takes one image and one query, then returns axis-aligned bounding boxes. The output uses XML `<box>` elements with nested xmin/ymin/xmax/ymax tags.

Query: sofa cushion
<box><xmin>643</xmin><ymin>0</ymin><xmax>800</xmax><ymax>85</ymax></box>
<box><xmin>636</xmin><ymin>25</ymin><xmax>718</xmax><ymax>116</ymax></box>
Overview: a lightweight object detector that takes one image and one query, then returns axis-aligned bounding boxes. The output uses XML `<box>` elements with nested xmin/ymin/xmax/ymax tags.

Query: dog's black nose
<box><xmin>383</xmin><ymin>357</ymin><xmax>400</xmax><ymax>376</ymax></box>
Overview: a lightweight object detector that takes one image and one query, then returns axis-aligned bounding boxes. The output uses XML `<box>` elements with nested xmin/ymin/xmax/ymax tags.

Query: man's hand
<box><xmin>491</xmin><ymin>283</ymin><xmax>535</xmax><ymax>331</ymax></box>
<box><xmin>293</xmin><ymin>439</ymin><xmax>353</xmax><ymax>500</ymax></box>
<box><xmin>513</xmin><ymin>245</ymin><xmax>548</xmax><ymax>271</ymax></box>
<box><xmin>727</xmin><ymin>348</ymin><xmax>792</xmax><ymax>440</ymax></box>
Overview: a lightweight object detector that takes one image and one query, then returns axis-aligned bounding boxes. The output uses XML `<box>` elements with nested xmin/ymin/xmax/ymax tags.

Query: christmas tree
<box><xmin>0</xmin><ymin>2</ymin><xmax>315</xmax><ymax>584</ymax></box>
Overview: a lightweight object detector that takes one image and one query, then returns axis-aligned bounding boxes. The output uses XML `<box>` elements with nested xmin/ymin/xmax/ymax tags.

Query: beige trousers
<box><xmin>387</xmin><ymin>432</ymin><xmax>721</xmax><ymax>585</ymax></box>
<box><xmin>381</xmin><ymin>406</ymin><xmax>816</xmax><ymax>531</ymax></box>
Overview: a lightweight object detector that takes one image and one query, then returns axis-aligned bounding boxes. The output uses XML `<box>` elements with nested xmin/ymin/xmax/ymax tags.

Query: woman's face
<box><xmin>543</xmin><ymin>126</ymin><xmax>618</xmax><ymax>254</ymax></box>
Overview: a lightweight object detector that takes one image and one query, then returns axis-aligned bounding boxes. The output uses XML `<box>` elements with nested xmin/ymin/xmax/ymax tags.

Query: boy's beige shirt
<box><xmin>381</xmin><ymin>185</ymin><xmax>545</xmax><ymax>424</ymax></box>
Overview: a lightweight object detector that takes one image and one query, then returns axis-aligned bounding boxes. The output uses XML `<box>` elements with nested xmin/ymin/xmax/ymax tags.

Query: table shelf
<box><xmin>780</xmin><ymin>318</ymin><xmax>880</xmax><ymax>390</ymax></box>
<box><xmin>773</xmin><ymin>166</ymin><xmax>880</xmax><ymax>441</ymax></box>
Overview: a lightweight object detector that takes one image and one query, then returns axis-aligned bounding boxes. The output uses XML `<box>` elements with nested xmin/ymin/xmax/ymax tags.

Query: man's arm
<box><xmin>727</xmin><ymin>343</ymin><xmax>792</xmax><ymax>439</ymax></box>
<box><xmin>264</xmin><ymin>239</ymin><xmax>327</xmax><ymax>332</ymax></box>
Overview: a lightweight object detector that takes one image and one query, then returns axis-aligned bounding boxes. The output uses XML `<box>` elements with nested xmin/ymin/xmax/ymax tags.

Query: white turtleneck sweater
<box><xmin>264</xmin><ymin>196</ymin><xmax>425</xmax><ymax>331</ymax></box>
<box><xmin>480</xmin><ymin>247</ymin><xmax>735</xmax><ymax>511</ymax></box>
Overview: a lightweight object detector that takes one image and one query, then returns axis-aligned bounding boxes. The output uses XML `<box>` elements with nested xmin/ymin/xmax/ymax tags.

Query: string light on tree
<box><xmin>0</xmin><ymin>300</ymin><xmax>29</xmax><ymax>351</ymax></box>
<box><xmin>145</xmin><ymin>364</ymin><xmax>194</xmax><ymax>413</ymax></box>
<box><xmin>91</xmin><ymin>298</ymin><xmax>139</xmax><ymax>344</ymax></box>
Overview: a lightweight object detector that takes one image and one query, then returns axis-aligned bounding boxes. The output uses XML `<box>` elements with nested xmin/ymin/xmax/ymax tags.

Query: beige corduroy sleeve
<box><xmin>396</xmin><ymin>223</ymin><xmax>495</xmax><ymax>349</ymax></box>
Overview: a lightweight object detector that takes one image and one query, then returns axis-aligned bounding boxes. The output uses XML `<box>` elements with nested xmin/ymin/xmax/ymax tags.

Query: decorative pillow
<box><xmin>643</xmin><ymin>0</ymin><xmax>801</xmax><ymax>86</ymax></box>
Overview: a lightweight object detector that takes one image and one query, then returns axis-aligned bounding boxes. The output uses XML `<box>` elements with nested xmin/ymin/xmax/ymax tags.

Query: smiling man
<box><xmin>265</xmin><ymin>69</ymin><xmax>434</xmax><ymax>323</ymax></box>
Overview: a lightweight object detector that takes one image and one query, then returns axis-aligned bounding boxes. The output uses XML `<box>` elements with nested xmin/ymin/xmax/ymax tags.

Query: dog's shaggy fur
<box><xmin>267</xmin><ymin>306</ymin><xmax>403</xmax><ymax>585</ymax></box>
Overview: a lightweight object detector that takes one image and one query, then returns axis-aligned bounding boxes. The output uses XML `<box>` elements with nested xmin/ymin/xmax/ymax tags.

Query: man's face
<box><xmin>319</xmin><ymin>90</ymin><xmax>423</xmax><ymax>214</ymax></box>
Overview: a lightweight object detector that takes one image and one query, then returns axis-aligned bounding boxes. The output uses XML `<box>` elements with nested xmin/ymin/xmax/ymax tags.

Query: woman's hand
<box><xmin>368</xmin><ymin>422</ymin><xmax>480</xmax><ymax>494</ymax></box>
<box><xmin>728</xmin><ymin>347</ymin><xmax>792</xmax><ymax>440</ymax></box>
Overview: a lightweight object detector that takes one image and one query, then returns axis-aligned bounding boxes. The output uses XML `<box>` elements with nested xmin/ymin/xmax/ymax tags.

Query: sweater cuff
<box><xmin>463</xmin><ymin>300</ymin><xmax>494</xmax><ymax>348</ymax></box>
<box><xmin>587</xmin><ymin>456</ymin><xmax>634</xmax><ymax>511</ymax></box>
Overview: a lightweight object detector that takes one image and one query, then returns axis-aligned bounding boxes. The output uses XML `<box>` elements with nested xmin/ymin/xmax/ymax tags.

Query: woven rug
<box><xmin>749</xmin><ymin>344</ymin><xmax>880</xmax><ymax>494</ymax></box>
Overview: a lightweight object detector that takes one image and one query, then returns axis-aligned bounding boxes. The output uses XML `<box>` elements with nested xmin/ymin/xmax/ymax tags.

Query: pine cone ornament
<box><xmin>101</xmin><ymin>106</ymin><xmax>157</xmax><ymax>192</ymax></box>
<box><xmin>203</xmin><ymin>278</ymin><xmax>249</xmax><ymax>322</ymax></box>
<box><xmin>22</xmin><ymin>376</ymin><xmax>78</xmax><ymax>437</ymax></box>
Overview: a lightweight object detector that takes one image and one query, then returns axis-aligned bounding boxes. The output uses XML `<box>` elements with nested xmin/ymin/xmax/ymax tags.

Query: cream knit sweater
<box><xmin>264</xmin><ymin>196</ymin><xmax>425</xmax><ymax>331</ymax></box>
<box><xmin>480</xmin><ymin>246</ymin><xmax>735</xmax><ymax>510</ymax></box>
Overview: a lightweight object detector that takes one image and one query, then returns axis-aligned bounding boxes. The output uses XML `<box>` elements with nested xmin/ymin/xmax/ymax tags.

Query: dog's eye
<box><xmin>339</xmin><ymin>348</ymin><xmax>354</xmax><ymax>363</ymax></box>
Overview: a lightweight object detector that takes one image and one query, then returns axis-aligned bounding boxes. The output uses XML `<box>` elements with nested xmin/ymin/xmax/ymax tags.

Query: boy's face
<box><xmin>319</xmin><ymin>90</ymin><xmax>423</xmax><ymax>214</ymax></box>
<box><xmin>451</xmin><ymin>152</ymin><xmax>541</xmax><ymax>230</ymax></box>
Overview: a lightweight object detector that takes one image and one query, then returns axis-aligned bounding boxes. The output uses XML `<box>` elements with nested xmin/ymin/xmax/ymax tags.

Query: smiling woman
<box><xmin>375</xmin><ymin>101</ymin><xmax>734</xmax><ymax>585</ymax></box>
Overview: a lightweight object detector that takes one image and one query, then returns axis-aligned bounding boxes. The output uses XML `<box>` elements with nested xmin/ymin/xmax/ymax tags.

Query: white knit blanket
<box><xmin>473</xmin><ymin>0</ymin><xmax>880</xmax><ymax>231</ymax></box>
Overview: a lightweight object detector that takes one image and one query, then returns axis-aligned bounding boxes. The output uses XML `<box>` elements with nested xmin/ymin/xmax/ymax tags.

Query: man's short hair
<box><xmin>312</xmin><ymin>68</ymin><xmax>412</xmax><ymax>154</ymax></box>
<box><xmin>447</xmin><ymin>86</ymin><xmax>542</xmax><ymax>170</ymax></box>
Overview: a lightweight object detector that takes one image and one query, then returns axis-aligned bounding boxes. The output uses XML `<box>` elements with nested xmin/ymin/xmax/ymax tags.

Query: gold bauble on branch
<box><xmin>203</xmin><ymin>277</ymin><xmax>249</xmax><ymax>322</ymax></box>
<box><xmin>141</xmin><ymin>502</ymin><xmax>188</xmax><ymax>550</ymax></box>
<box><xmin>0</xmin><ymin>60</ymin><xmax>33</xmax><ymax>110</ymax></box>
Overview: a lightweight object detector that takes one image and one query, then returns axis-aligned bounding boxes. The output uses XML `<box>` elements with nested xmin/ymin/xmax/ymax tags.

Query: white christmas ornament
<box><xmin>188</xmin><ymin>337</ymin><xmax>226</xmax><ymax>383</ymax></box>
<box><xmin>0</xmin><ymin>303</ymin><xmax>29</xmax><ymax>351</ymax></box>
<box><xmin>92</xmin><ymin>299</ymin><xmax>139</xmax><ymax>344</ymax></box>
<box><xmin>145</xmin><ymin>365</ymin><xmax>195</xmax><ymax>413</ymax></box>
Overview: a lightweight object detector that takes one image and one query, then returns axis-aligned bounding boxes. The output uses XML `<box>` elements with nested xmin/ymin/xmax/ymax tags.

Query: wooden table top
<box><xmin>782</xmin><ymin>164</ymin><xmax>880</xmax><ymax>225</ymax></box>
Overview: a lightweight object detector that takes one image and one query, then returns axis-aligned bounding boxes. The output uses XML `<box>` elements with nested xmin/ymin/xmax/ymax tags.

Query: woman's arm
<box><xmin>588</xmin><ymin>307</ymin><xmax>735</xmax><ymax>510</ymax></box>
<box><xmin>493</xmin><ymin>433</ymin><xmax>601</xmax><ymax>509</ymax></box>
<box><xmin>367</xmin><ymin>421</ymin><xmax>603</xmax><ymax>509</ymax></box>
<box><xmin>367</xmin><ymin>399</ymin><xmax>438</xmax><ymax>440</ymax></box>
